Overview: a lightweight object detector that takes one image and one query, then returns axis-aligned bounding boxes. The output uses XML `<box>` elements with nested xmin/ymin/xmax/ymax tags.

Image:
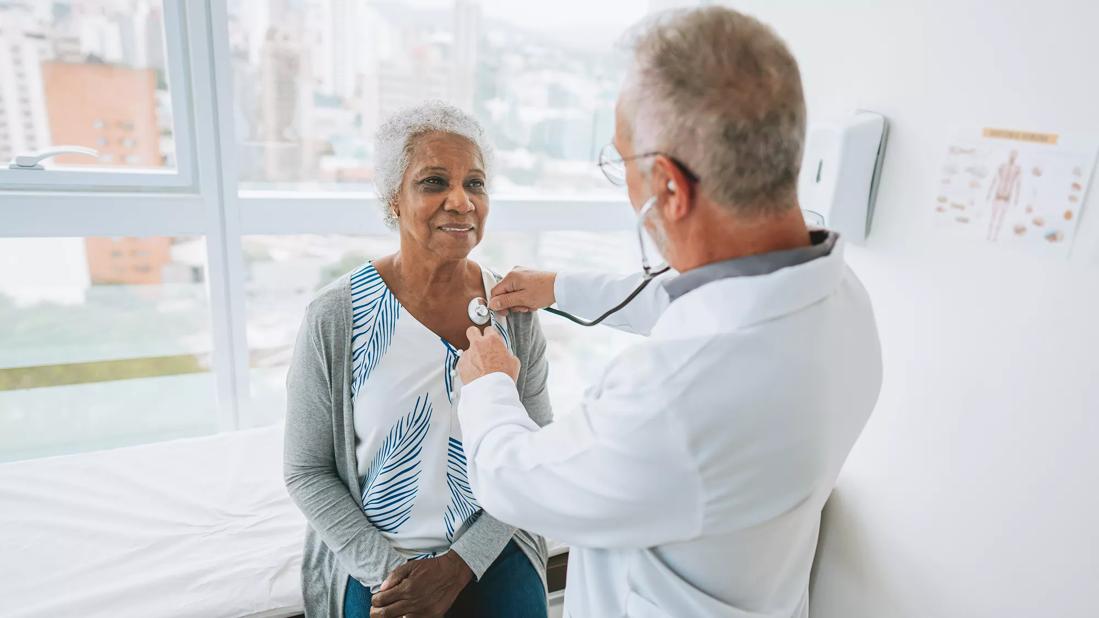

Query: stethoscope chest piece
<box><xmin>468</xmin><ymin>297</ymin><xmax>491</xmax><ymax>326</ymax></box>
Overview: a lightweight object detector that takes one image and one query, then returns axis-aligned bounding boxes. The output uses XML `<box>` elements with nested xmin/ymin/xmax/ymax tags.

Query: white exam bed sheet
<box><xmin>0</xmin><ymin>426</ymin><xmax>306</xmax><ymax>618</ymax></box>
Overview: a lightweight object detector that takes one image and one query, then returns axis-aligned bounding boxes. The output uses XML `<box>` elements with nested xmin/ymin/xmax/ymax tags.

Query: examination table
<box><xmin>0</xmin><ymin>426</ymin><xmax>568</xmax><ymax>617</ymax></box>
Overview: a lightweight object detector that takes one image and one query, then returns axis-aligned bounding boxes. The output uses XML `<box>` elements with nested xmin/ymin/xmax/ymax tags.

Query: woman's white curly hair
<box><xmin>373</xmin><ymin>101</ymin><xmax>493</xmax><ymax>229</ymax></box>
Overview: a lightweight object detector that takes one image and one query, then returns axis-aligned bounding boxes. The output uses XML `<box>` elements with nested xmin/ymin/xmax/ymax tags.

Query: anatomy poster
<box><xmin>932</xmin><ymin>128</ymin><xmax>1097</xmax><ymax>258</ymax></box>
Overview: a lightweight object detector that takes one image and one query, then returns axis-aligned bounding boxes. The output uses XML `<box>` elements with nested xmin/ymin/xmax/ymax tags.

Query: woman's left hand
<box><xmin>370</xmin><ymin>551</ymin><xmax>474</xmax><ymax>618</ymax></box>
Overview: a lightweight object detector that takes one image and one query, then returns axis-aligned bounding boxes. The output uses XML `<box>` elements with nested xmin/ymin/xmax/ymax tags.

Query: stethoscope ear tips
<box><xmin>468</xmin><ymin>297</ymin><xmax>491</xmax><ymax>325</ymax></box>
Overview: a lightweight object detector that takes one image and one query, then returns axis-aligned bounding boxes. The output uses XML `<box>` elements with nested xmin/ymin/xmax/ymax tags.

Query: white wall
<box><xmin>713</xmin><ymin>1</ymin><xmax>1098</xmax><ymax>616</ymax></box>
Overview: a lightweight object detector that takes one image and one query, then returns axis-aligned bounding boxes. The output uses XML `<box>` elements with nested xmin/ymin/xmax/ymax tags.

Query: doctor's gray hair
<box><xmin>621</xmin><ymin>7</ymin><xmax>806</xmax><ymax>217</ymax></box>
<box><xmin>373</xmin><ymin>101</ymin><xmax>493</xmax><ymax>228</ymax></box>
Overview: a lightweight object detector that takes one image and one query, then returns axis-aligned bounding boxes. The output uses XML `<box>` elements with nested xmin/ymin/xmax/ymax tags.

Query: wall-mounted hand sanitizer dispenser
<box><xmin>798</xmin><ymin>111</ymin><xmax>889</xmax><ymax>242</ymax></box>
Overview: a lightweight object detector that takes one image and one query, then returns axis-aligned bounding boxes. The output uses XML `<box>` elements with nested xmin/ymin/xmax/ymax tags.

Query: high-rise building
<box><xmin>376</xmin><ymin>48</ymin><xmax>452</xmax><ymax>123</ymax></box>
<box><xmin>0</xmin><ymin>4</ymin><xmax>52</xmax><ymax>164</ymax></box>
<box><xmin>305</xmin><ymin>0</ymin><xmax>363</xmax><ymax>100</ymax></box>
<box><xmin>136</xmin><ymin>4</ymin><xmax>166</xmax><ymax>71</ymax></box>
<box><xmin>63</xmin><ymin>2</ymin><xmax>127</xmax><ymax>64</ymax></box>
<box><xmin>259</xmin><ymin>25</ymin><xmax>306</xmax><ymax>181</ymax></box>
<box><xmin>258</xmin><ymin>0</ymin><xmax>313</xmax><ymax>182</ymax></box>
<box><xmin>84</xmin><ymin>237</ymin><xmax>173</xmax><ymax>285</ymax></box>
<box><xmin>369</xmin><ymin>2</ymin><xmax>480</xmax><ymax>123</ymax></box>
<box><xmin>451</xmin><ymin>0</ymin><xmax>482</xmax><ymax>112</ymax></box>
<box><xmin>41</xmin><ymin>61</ymin><xmax>161</xmax><ymax>167</ymax></box>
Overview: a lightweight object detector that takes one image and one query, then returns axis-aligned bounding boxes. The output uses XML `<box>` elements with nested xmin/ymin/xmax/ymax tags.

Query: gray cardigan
<box><xmin>284</xmin><ymin>269</ymin><xmax>552</xmax><ymax>617</ymax></box>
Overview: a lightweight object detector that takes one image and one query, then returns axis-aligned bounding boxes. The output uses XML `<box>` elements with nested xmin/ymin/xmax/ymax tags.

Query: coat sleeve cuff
<box><xmin>553</xmin><ymin>271</ymin><xmax>578</xmax><ymax>315</ymax></box>
<box><xmin>447</xmin><ymin>512</ymin><xmax>515</xmax><ymax>581</ymax></box>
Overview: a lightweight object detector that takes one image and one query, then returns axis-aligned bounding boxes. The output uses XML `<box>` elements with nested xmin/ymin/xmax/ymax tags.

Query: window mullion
<box><xmin>185</xmin><ymin>0</ymin><xmax>249</xmax><ymax>432</ymax></box>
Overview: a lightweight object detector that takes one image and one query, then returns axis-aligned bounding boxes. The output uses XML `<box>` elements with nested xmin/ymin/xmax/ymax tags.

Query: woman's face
<box><xmin>394</xmin><ymin>132</ymin><xmax>488</xmax><ymax>260</ymax></box>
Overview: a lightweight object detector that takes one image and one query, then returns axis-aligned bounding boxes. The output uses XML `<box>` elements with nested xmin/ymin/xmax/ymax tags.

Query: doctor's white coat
<box><xmin>457</xmin><ymin>239</ymin><xmax>882</xmax><ymax>617</ymax></box>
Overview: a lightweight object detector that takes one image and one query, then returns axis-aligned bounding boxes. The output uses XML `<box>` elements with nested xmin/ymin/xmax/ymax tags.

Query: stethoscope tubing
<box><xmin>541</xmin><ymin>266</ymin><xmax>671</xmax><ymax>327</ymax></box>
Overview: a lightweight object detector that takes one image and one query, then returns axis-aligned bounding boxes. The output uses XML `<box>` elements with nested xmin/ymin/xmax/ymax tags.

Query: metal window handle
<box><xmin>9</xmin><ymin>146</ymin><xmax>100</xmax><ymax>170</ymax></box>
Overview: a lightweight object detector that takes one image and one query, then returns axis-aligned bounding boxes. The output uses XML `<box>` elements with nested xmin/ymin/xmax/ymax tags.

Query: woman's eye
<box><xmin>419</xmin><ymin>177</ymin><xmax>446</xmax><ymax>189</ymax></box>
<box><xmin>466</xmin><ymin>179</ymin><xmax>486</xmax><ymax>189</ymax></box>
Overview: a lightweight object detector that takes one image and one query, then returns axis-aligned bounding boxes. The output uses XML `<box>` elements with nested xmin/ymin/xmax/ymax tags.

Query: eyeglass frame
<box><xmin>597</xmin><ymin>141</ymin><xmax>701</xmax><ymax>187</ymax></box>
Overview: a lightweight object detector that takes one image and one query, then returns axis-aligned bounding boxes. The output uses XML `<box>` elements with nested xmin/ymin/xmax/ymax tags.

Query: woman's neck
<box><xmin>389</xmin><ymin>248</ymin><xmax>475</xmax><ymax>305</ymax></box>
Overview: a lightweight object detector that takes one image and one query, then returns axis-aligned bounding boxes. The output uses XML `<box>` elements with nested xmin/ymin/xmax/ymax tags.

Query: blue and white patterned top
<box><xmin>348</xmin><ymin>261</ymin><xmax>510</xmax><ymax>559</ymax></box>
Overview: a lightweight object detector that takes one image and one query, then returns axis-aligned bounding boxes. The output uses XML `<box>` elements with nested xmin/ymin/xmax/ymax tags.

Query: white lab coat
<box><xmin>457</xmin><ymin>239</ymin><xmax>882</xmax><ymax>617</ymax></box>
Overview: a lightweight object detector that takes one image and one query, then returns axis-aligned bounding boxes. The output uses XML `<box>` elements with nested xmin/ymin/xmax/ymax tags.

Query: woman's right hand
<box><xmin>370</xmin><ymin>552</ymin><xmax>473</xmax><ymax>618</ymax></box>
<box><xmin>488</xmin><ymin>267</ymin><xmax>556</xmax><ymax>316</ymax></box>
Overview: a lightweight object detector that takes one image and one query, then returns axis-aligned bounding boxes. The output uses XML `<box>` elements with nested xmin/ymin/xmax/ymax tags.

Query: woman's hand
<box><xmin>457</xmin><ymin>326</ymin><xmax>520</xmax><ymax>385</ymax></box>
<box><xmin>370</xmin><ymin>552</ymin><xmax>473</xmax><ymax>618</ymax></box>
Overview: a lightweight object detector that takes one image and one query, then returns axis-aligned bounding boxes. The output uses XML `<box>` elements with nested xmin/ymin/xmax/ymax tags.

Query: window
<box><xmin>12</xmin><ymin>2</ymin><xmax>171</xmax><ymax>168</ymax></box>
<box><xmin>228</xmin><ymin>0</ymin><xmax>649</xmax><ymax>196</ymax></box>
<box><xmin>239</xmin><ymin>234</ymin><xmax>398</xmax><ymax>426</ymax></box>
<box><xmin>0</xmin><ymin>236</ymin><xmax>218</xmax><ymax>462</ymax></box>
<box><xmin>0</xmin><ymin>0</ymin><xmax>194</xmax><ymax>189</ymax></box>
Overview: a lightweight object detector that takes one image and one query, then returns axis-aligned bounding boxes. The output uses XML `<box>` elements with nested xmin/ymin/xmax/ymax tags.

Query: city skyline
<box><xmin>228</xmin><ymin>0</ymin><xmax>627</xmax><ymax>191</ymax></box>
<box><xmin>2</xmin><ymin>0</ymin><xmax>649</xmax><ymax>189</ymax></box>
<box><xmin>0</xmin><ymin>0</ymin><xmax>168</xmax><ymax>166</ymax></box>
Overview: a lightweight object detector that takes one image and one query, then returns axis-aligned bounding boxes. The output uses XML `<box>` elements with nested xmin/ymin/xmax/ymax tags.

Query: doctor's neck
<box><xmin>668</xmin><ymin>196</ymin><xmax>811</xmax><ymax>273</ymax></box>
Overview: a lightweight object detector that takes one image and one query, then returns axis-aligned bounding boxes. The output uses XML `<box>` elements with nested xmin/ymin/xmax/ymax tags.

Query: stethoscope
<box><xmin>466</xmin><ymin>264</ymin><xmax>669</xmax><ymax>327</ymax></box>
<box><xmin>466</xmin><ymin>195</ymin><xmax>670</xmax><ymax>328</ymax></box>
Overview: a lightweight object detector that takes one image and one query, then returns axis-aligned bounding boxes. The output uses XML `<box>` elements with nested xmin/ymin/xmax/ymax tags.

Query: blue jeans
<box><xmin>344</xmin><ymin>540</ymin><xmax>547</xmax><ymax>618</ymax></box>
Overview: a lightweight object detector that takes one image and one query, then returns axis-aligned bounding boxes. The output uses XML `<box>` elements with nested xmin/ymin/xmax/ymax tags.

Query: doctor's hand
<box><xmin>458</xmin><ymin>326</ymin><xmax>520</xmax><ymax>385</ymax></box>
<box><xmin>371</xmin><ymin>551</ymin><xmax>473</xmax><ymax>618</ymax></box>
<box><xmin>489</xmin><ymin>267</ymin><xmax>556</xmax><ymax>316</ymax></box>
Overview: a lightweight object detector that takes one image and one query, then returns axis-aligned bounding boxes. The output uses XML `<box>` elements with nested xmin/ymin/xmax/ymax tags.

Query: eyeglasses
<box><xmin>597</xmin><ymin>141</ymin><xmax>700</xmax><ymax>187</ymax></box>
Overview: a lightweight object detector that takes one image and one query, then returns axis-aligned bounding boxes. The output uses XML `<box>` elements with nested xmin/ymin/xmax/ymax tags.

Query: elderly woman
<box><xmin>284</xmin><ymin>102</ymin><xmax>551</xmax><ymax>618</ymax></box>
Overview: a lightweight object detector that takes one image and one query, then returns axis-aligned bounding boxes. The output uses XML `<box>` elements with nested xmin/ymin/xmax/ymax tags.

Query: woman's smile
<box><xmin>437</xmin><ymin>222</ymin><xmax>476</xmax><ymax>234</ymax></box>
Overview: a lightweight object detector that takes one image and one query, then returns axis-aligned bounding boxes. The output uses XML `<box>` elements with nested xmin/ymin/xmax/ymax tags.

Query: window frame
<box><xmin>0</xmin><ymin>0</ymin><xmax>198</xmax><ymax>192</ymax></box>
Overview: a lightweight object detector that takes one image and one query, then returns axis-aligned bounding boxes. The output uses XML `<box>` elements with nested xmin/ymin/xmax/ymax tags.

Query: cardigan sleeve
<box><xmin>283</xmin><ymin>297</ymin><xmax>408</xmax><ymax>591</ymax></box>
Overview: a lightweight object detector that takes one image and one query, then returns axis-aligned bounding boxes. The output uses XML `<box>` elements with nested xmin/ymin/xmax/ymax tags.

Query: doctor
<box><xmin>456</xmin><ymin>6</ymin><xmax>882</xmax><ymax>617</ymax></box>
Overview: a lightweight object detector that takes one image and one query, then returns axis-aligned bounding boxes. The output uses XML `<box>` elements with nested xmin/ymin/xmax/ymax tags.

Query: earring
<box><xmin>667</xmin><ymin>180</ymin><xmax>677</xmax><ymax>193</ymax></box>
